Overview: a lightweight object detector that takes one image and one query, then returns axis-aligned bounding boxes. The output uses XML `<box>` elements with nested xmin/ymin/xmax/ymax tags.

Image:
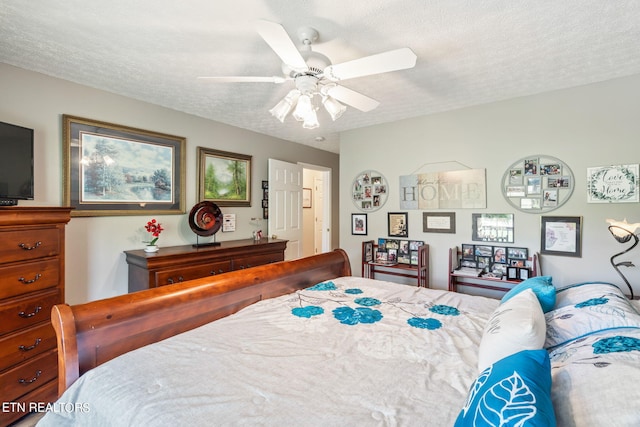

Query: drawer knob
<box><xmin>18</xmin><ymin>241</ymin><xmax>42</xmax><ymax>251</ymax></box>
<box><xmin>18</xmin><ymin>273</ymin><xmax>42</xmax><ymax>285</ymax></box>
<box><xmin>18</xmin><ymin>306</ymin><xmax>42</xmax><ymax>318</ymax></box>
<box><xmin>19</xmin><ymin>338</ymin><xmax>42</xmax><ymax>352</ymax></box>
<box><xmin>18</xmin><ymin>370</ymin><xmax>42</xmax><ymax>384</ymax></box>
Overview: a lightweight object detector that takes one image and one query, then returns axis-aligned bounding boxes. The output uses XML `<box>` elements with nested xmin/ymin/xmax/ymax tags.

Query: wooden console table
<box><xmin>125</xmin><ymin>238</ymin><xmax>287</xmax><ymax>293</ymax></box>
<box><xmin>361</xmin><ymin>241</ymin><xmax>429</xmax><ymax>287</ymax></box>
<box><xmin>448</xmin><ymin>246</ymin><xmax>540</xmax><ymax>295</ymax></box>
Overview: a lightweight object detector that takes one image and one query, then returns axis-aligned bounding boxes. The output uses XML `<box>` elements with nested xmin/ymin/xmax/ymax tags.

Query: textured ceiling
<box><xmin>2</xmin><ymin>1</ymin><xmax>640</xmax><ymax>153</ymax></box>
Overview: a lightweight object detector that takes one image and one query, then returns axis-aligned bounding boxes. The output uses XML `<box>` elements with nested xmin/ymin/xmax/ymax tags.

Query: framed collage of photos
<box><xmin>501</xmin><ymin>155</ymin><xmax>574</xmax><ymax>213</ymax></box>
<box><xmin>351</xmin><ymin>170</ymin><xmax>389</xmax><ymax>212</ymax></box>
<box><xmin>460</xmin><ymin>243</ymin><xmax>529</xmax><ymax>279</ymax></box>
<box><xmin>376</xmin><ymin>238</ymin><xmax>425</xmax><ymax>266</ymax></box>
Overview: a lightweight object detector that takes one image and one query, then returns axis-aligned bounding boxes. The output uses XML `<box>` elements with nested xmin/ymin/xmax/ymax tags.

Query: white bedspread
<box><xmin>38</xmin><ymin>277</ymin><xmax>499</xmax><ymax>427</ymax></box>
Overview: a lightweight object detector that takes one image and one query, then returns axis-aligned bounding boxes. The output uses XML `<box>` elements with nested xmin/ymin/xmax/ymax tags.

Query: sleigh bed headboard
<box><xmin>51</xmin><ymin>249</ymin><xmax>351</xmax><ymax>395</ymax></box>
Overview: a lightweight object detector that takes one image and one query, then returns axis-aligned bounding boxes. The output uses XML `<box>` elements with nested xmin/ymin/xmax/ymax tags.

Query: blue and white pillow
<box><xmin>478</xmin><ymin>289</ymin><xmax>546</xmax><ymax>372</ymax></box>
<box><xmin>501</xmin><ymin>276</ymin><xmax>556</xmax><ymax>313</ymax></box>
<box><xmin>455</xmin><ymin>349</ymin><xmax>556</xmax><ymax>427</ymax></box>
<box><xmin>545</xmin><ymin>282</ymin><xmax>640</xmax><ymax>350</ymax></box>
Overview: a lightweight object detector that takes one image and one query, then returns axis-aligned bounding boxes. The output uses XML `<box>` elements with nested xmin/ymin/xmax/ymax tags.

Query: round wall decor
<box><xmin>351</xmin><ymin>170</ymin><xmax>389</xmax><ymax>212</ymax></box>
<box><xmin>501</xmin><ymin>155</ymin><xmax>574</xmax><ymax>213</ymax></box>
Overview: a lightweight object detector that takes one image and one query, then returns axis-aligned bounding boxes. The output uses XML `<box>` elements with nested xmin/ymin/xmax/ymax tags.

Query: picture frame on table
<box><xmin>62</xmin><ymin>114</ymin><xmax>186</xmax><ymax>217</ymax></box>
<box><xmin>351</xmin><ymin>213</ymin><xmax>368</xmax><ymax>235</ymax></box>
<box><xmin>197</xmin><ymin>147</ymin><xmax>251</xmax><ymax>207</ymax></box>
<box><xmin>541</xmin><ymin>216</ymin><xmax>582</xmax><ymax>257</ymax></box>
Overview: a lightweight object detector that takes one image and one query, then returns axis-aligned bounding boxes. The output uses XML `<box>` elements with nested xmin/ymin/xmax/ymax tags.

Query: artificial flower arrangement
<box><xmin>144</xmin><ymin>219</ymin><xmax>164</xmax><ymax>246</ymax></box>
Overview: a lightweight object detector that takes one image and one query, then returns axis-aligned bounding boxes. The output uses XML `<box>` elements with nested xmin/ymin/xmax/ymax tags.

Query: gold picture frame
<box><xmin>63</xmin><ymin>115</ymin><xmax>185</xmax><ymax>217</ymax></box>
<box><xmin>197</xmin><ymin>147</ymin><xmax>252</xmax><ymax>207</ymax></box>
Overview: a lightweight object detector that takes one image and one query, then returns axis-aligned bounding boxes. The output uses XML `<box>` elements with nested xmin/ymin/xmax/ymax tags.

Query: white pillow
<box><xmin>477</xmin><ymin>288</ymin><xmax>546</xmax><ymax>372</ymax></box>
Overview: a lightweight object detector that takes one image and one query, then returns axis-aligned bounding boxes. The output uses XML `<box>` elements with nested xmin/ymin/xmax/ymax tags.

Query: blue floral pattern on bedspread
<box><xmin>307</xmin><ymin>281</ymin><xmax>337</xmax><ymax>291</ymax></box>
<box><xmin>592</xmin><ymin>335</ymin><xmax>640</xmax><ymax>354</ymax></box>
<box><xmin>575</xmin><ymin>297</ymin><xmax>608</xmax><ymax>308</ymax></box>
<box><xmin>408</xmin><ymin>317</ymin><xmax>442</xmax><ymax>330</ymax></box>
<box><xmin>290</xmin><ymin>280</ymin><xmax>467</xmax><ymax>330</ymax></box>
<box><xmin>333</xmin><ymin>306</ymin><xmax>383</xmax><ymax>325</ymax></box>
<box><xmin>292</xmin><ymin>306</ymin><xmax>324</xmax><ymax>318</ymax></box>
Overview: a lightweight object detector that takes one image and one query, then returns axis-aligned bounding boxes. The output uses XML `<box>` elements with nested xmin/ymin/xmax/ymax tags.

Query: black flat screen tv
<box><xmin>0</xmin><ymin>120</ymin><xmax>34</xmax><ymax>205</ymax></box>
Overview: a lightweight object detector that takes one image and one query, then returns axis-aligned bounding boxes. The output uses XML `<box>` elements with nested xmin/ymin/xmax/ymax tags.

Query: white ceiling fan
<box><xmin>199</xmin><ymin>20</ymin><xmax>417</xmax><ymax>129</ymax></box>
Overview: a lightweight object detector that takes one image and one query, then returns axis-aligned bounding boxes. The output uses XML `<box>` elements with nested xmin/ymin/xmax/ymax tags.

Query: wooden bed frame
<box><xmin>51</xmin><ymin>249</ymin><xmax>351</xmax><ymax>396</ymax></box>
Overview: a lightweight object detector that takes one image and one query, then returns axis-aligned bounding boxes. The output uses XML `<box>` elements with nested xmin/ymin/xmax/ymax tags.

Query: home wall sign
<box><xmin>352</xmin><ymin>170</ymin><xmax>389</xmax><ymax>212</ymax></box>
<box><xmin>399</xmin><ymin>169</ymin><xmax>486</xmax><ymax>210</ymax></box>
<box><xmin>501</xmin><ymin>155</ymin><xmax>574</xmax><ymax>213</ymax></box>
<box><xmin>587</xmin><ymin>164</ymin><xmax>639</xmax><ymax>203</ymax></box>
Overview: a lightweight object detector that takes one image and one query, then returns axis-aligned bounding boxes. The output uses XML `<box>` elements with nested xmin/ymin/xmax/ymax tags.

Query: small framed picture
<box><xmin>461</xmin><ymin>244</ymin><xmax>475</xmax><ymax>261</ymax></box>
<box><xmin>303</xmin><ymin>188</ymin><xmax>312</xmax><ymax>208</ymax></box>
<box><xmin>507</xmin><ymin>266</ymin><xmax>519</xmax><ymax>280</ymax></box>
<box><xmin>507</xmin><ymin>247</ymin><xmax>528</xmax><ymax>260</ymax></box>
<box><xmin>388</xmin><ymin>212</ymin><xmax>408</xmax><ymax>237</ymax></box>
<box><xmin>519</xmin><ymin>268</ymin><xmax>530</xmax><ymax>280</ymax></box>
<box><xmin>541</xmin><ymin>216</ymin><xmax>582</xmax><ymax>257</ymax></box>
<box><xmin>362</xmin><ymin>240</ymin><xmax>374</xmax><ymax>263</ymax></box>
<box><xmin>351</xmin><ymin>213</ymin><xmax>368</xmax><ymax>235</ymax></box>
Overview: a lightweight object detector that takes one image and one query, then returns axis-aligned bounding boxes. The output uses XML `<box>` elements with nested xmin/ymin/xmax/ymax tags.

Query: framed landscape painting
<box><xmin>197</xmin><ymin>147</ymin><xmax>252</xmax><ymax>207</ymax></box>
<box><xmin>63</xmin><ymin>115</ymin><xmax>185</xmax><ymax>217</ymax></box>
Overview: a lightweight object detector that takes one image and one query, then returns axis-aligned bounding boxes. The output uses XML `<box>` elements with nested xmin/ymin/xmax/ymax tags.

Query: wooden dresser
<box><xmin>125</xmin><ymin>238</ymin><xmax>288</xmax><ymax>293</ymax></box>
<box><xmin>0</xmin><ymin>207</ymin><xmax>72</xmax><ymax>425</ymax></box>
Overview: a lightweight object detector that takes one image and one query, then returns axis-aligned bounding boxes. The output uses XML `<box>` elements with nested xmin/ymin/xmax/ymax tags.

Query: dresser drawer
<box><xmin>0</xmin><ymin>228</ymin><xmax>60</xmax><ymax>264</ymax></box>
<box><xmin>0</xmin><ymin>289</ymin><xmax>60</xmax><ymax>336</ymax></box>
<box><xmin>0</xmin><ymin>349</ymin><xmax>57</xmax><ymax>402</ymax></box>
<box><xmin>0</xmin><ymin>378</ymin><xmax>58</xmax><ymax>426</ymax></box>
<box><xmin>155</xmin><ymin>260</ymin><xmax>232</xmax><ymax>286</ymax></box>
<box><xmin>0</xmin><ymin>322</ymin><xmax>56</xmax><ymax>370</ymax></box>
<box><xmin>233</xmin><ymin>253</ymin><xmax>283</xmax><ymax>270</ymax></box>
<box><xmin>0</xmin><ymin>259</ymin><xmax>60</xmax><ymax>300</ymax></box>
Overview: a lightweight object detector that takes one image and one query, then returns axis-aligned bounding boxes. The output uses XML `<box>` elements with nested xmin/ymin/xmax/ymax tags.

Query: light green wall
<box><xmin>340</xmin><ymin>73</ymin><xmax>640</xmax><ymax>295</ymax></box>
<box><xmin>0</xmin><ymin>63</ymin><xmax>339</xmax><ymax>303</ymax></box>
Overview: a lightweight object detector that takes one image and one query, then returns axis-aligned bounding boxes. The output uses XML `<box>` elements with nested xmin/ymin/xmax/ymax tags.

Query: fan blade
<box><xmin>324</xmin><ymin>47</ymin><xmax>417</xmax><ymax>82</ymax></box>
<box><xmin>256</xmin><ymin>20</ymin><xmax>308</xmax><ymax>72</ymax></box>
<box><xmin>326</xmin><ymin>85</ymin><xmax>380</xmax><ymax>112</ymax></box>
<box><xmin>198</xmin><ymin>76</ymin><xmax>288</xmax><ymax>83</ymax></box>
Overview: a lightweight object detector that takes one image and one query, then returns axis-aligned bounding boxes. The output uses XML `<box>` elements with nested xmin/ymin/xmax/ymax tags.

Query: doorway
<box><xmin>301</xmin><ymin>164</ymin><xmax>332</xmax><ymax>257</ymax></box>
<box><xmin>268</xmin><ymin>160</ymin><xmax>332</xmax><ymax>260</ymax></box>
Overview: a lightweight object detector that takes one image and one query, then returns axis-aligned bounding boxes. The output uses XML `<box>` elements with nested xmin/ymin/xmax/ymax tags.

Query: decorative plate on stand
<box><xmin>188</xmin><ymin>201</ymin><xmax>223</xmax><ymax>246</ymax></box>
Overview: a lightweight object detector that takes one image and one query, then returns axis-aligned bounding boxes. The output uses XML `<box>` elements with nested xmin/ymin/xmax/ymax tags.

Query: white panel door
<box><xmin>313</xmin><ymin>176</ymin><xmax>324</xmax><ymax>254</ymax></box>
<box><xmin>268</xmin><ymin>158</ymin><xmax>303</xmax><ymax>260</ymax></box>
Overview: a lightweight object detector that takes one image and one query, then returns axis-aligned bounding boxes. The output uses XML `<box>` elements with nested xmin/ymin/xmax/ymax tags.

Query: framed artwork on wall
<box><xmin>63</xmin><ymin>115</ymin><xmax>185</xmax><ymax>217</ymax></box>
<box><xmin>388</xmin><ymin>212</ymin><xmax>408</xmax><ymax>237</ymax></box>
<box><xmin>197</xmin><ymin>147</ymin><xmax>251</xmax><ymax>207</ymax></box>
<box><xmin>351</xmin><ymin>213</ymin><xmax>368</xmax><ymax>235</ymax></box>
<box><xmin>423</xmin><ymin>212</ymin><xmax>456</xmax><ymax>233</ymax></box>
<box><xmin>351</xmin><ymin>170</ymin><xmax>389</xmax><ymax>212</ymax></box>
<box><xmin>587</xmin><ymin>164</ymin><xmax>639</xmax><ymax>203</ymax></box>
<box><xmin>501</xmin><ymin>154</ymin><xmax>575</xmax><ymax>213</ymax></box>
<box><xmin>541</xmin><ymin>216</ymin><xmax>582</xmax><ymax>257</ymax></box>
<box><xmin>472</xmin><ymin>213</ymin><xmax>514</xmax><ymax>243</ymax></box>
<box><xmin>303</xmin><ymin>188</ymin><xmax>312</xmax><ymax>208</ymax></box>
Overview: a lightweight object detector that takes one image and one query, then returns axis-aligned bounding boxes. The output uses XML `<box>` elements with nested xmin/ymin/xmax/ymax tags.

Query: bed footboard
<box><xmin>51</xmin><ymin>249</ymin><xmax>351</xmax><ymax>395</ymax></box>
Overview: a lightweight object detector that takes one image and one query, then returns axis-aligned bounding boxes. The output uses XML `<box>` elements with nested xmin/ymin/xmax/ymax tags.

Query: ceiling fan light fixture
<box><xmin>302</xmin><ymin>108</ymin><xmax>319</xmax><ymax>129</ymax></box>
<box><xmin>269</xmin><ymin>89</ymin><xmax>300</xmax><ymax>122</ymax></box>
<box><xmin>292</xmin><ymin>94</ymin><xmax>314</xmax><ymax>122</ymax></box>
<box><xmin>322</xmin><ymin>95</ymin><xmax>347</xmax><ymax>121</ymax></box>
